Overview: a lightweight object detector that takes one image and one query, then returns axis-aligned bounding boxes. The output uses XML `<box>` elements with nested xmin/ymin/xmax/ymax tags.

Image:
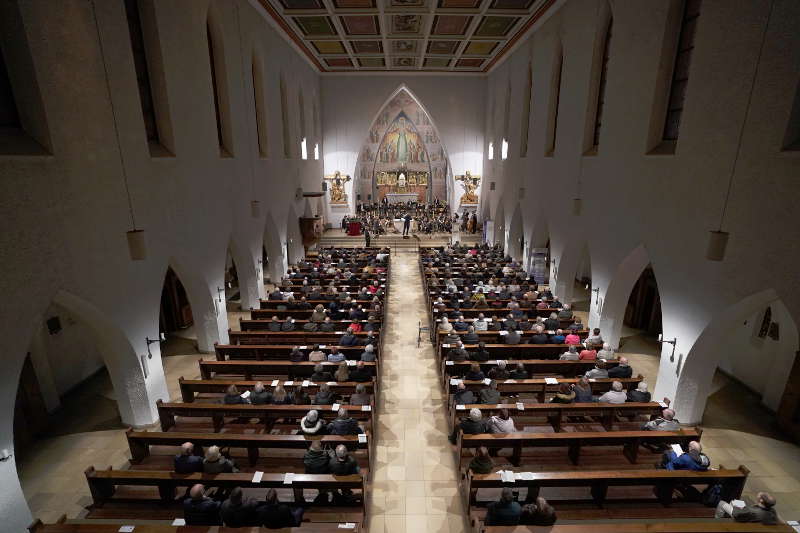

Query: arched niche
<box><xmin>162</xmin><ymin>258</ymin><xmax>220</xmax><ymax>352</ymax></box>
<box><xmin>506</xmin><ymin>203</ymin><xmax>524</xmax><ymax>261</ymax></box>
<box><xmin>354</xmin><ymin>86</ymin><xmax>451</xmax><ymax>205</ymax></box>
<box><xmin>227</xmin><ymin>236</ymin><xmax>259</xmax><ymax>310</ymax></box>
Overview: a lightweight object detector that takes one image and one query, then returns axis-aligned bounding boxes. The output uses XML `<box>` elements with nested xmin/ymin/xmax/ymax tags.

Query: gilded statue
<box><xmin>455</xmin><ymin>171</ymin><xmax>480</xmax><ymax>204</ymax></box>
<box><xmin>324</xmin><ymin>171</ymin><xmax>351</xmax><ymax>204</ymax></box>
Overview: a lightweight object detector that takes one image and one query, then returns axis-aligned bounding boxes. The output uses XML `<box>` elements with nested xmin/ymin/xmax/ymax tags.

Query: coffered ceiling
<box><xmin>254</xmin><ymin>0</ymin><xmax>558</xmax><ymax>72</ymax></box>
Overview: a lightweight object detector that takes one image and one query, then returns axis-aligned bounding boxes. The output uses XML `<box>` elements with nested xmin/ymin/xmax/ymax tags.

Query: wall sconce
<box><xmin>145</xmin><ymin>333</ymin><xmax>165</xmax><ymax>359</ymax></box>
<box><xmin>591</xmin><ymin>286</ymin><xmax>600</xmax><ymax>305</ymax></box>
<box><xmin>657</xmin><ymin>334</ymin><xmax>678</xmax><ymax>362</ymax></box>
<box><xmin>257</xmin><ymin>258</ymin><xmax>263</xmax><ymax>279</ymax></box>
<box><xmin>216</xmin><ymin>286</ymin><xmax>225</xmax><ymax>303</ymax></box>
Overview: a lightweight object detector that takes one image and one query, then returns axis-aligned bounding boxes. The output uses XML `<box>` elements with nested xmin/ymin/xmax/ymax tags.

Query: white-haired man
<box><xmin>598</xmin><ymin>380</ymin><xmax>627</xmax><ymax>404</ymax></box>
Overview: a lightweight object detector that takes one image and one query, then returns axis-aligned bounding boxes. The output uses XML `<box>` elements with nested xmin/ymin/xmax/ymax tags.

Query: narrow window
<box><xmin>280</xmin><ymin>76</ymin><xmax>291</xmax><ymax>158</ymax></box>
<box><xmin>252</xmin><ymin>54</ymin><xmax>267</xmax><ymax>157</ymax></box>
<box><xmin>782</xmin><ymin>81</ymin><xmax>800</xmax><ymax>151</ymax></box>
<box><xmin>0</xmin><ymin>44</ymin><xmax>19</xmax><ymax>129</ymax></box>
<box><xmin>520</xmin><ymin>62</ymin><xmax>532</xmax><ymax>157</ymax></box>
<box><xmin>546</xmin><ymin>47</ymin><xmax>563</xmax><ymax>156</ymax></box>
<box><xmin>488</xmin><ymin>141</ymin><xmax>494</xmax><ymax>160</ymax></box>
<box><xmin>206</xmin><ymin>19</ymin><xmax>232</xmax><ymax>156</ymax></box>
<box><xmin>662</xmin><ymin>0</ymin><xmax>701</xmax><ymax>142</ymax></box>
<box><xmin>592</xmin><ymin>17</ymin><xmax>613</xmax><ymax>149</ymax></box>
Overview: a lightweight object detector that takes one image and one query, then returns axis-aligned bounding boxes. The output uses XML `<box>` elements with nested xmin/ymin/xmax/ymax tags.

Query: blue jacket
<box><xmin>664</xmin><ymin>450</ymin><xmax>710</xmax><ymax>471</ymax></box>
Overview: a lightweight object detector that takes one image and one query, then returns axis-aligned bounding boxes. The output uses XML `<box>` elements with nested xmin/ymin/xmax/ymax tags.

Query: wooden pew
<box><xmin>443</xmin><ymin>359</ymin><xmax>620</xmax><ymax>382</ymax></box>
<box><xmin>447</xmin><ymin>376</ymin><xmax>644</xmax><ymax>404</ymax></box>
<box><xmin>125</xmin><ymin>428</ymin><xmax>370</xmax><ymax>467</ymax></box>
<box><xmin>259</xmin><ymin>299</ymin><xmax>378</xmax><ymax>309</ymax></box>
<box><xmin>433</xmin><ymin>307</ymin><xmax>574</xmax><ymax>322</ymax></box>
<box><xmin>178</xmin><ymin>377</ymin><xmax>375</xmax><ymax>403</ymax></box>
<box><xmin>456</xmin><ymin>428</ymin><xmax>701</xmax><ymax>466</ymax></box>
<box><xmin>230</xmin><ymin>329</ymin><xmax>379</xmax><ymax>344</ymax></box>
<box><xmin>84</xmin><ymin>467</ymin><xmax>365</xmax><ymax>510</ymax></box>
<box><xmin>156</xmin><ymin>400</ymin><xmax>375</xmax><ymax>435</ymax></box>
<box><xmin>450</xmin><ymin>402</ymin><xmax>663</xmax><ymax>433</ymax></box>
<box><xmin>198</xmin><ymin>359</ymin><xmax>377</xmax><ymax>381</ymax></box>
<box><xmin>214</xmin><ymin>344</ymin><xmax>376</xmax><ymax>362</ymax></box>
<box><xmin>438</xmin><ymin>343</ymin><xmax>593</xmax><ymax>363</ymax></box>
<box><xmin>251</xmin><ymin>309</ymin><xmax>381</xmax><ymax>320</ymax></box>
<box><xmin>31</xmin><ymin>523</ymin><xmax>365</xmax><ymax>533</ymax></box>
<box><xmin>480</xmin><ymin>525</ymin><xmax>793</xmax><ymax>533</ymax></box>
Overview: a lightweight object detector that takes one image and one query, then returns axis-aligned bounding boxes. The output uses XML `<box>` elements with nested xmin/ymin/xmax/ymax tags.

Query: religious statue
<box><xmin>324</xmin><ymin>171</ymin><xmax>351</xmax><ymax>205</ymax></box>
<box><xmin>455</xmin><ymin>171</ymin><xmax>481</xmax><ymax>205</ymax></box>
<box><xmin>398</xmin><ymin>172</ymin><xmax>407</xmax><ymax>190</ymax></box>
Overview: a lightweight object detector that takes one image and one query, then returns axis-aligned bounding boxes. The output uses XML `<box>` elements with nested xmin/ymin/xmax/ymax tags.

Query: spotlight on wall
<box><xmin>706</xmin><ymin>230</ymin><xmax>729</xmax><ymax>262</ymax></box>
<box><xmin>251</xmin><ymin>200</ymin><xmax>261</xmax><ymax>219</ymax></box>
<box><xmin>127</xmin><ymin>229</ymin><xmax>147</xmax><ymax>261</ymax></box>
<box><xmin>657</xmin><ymin>333</ymin><xmax>678</xmax><ymax>362</ymax></box>
<box><xmin>591</xmin><ymin>286</ymin><xmax>600</xmax><ymax>305</ymax></box>
<box><xmin>572</xmin><ymin>198</ymin><xmax>582</xmax><ymax>216</ymax></box>
<box><xmin>217</xmin><ymin>286</ymin><xmax>225</xmax><ymax>303</ymax></box>
<box><xmin>145</xmin><ymin>333</ymin><xmax>165</xmax><ymax>359</ymax></box>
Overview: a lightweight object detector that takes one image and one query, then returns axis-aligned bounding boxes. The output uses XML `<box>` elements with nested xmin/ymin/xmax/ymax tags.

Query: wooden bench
<box><xmin>251</xmin><ymin>309</ymin><xmax>380</xmax><ymax>320</ymax></box>
<box><xmin>479</xmin><ymin>523</ymin><xmax>793</xmax><ymax>533</ymax></box>
<box><xmin>198</xmin><ymin>359</ymin><xmax>377</xmax><ymax>381</ymax></box>
<box><xmin>450</xmin><ymin>402</ymin><xmax>663</xmax><ymax>433</ymax></box>
<box><xmin>433</xmin><ymin>308</ymin><xmax>575</xmax><ymax>322</ymax></box>
<box><xmin>448</xmin><ymin>376</ymin><xmax>644</xmax><ymax>404</ymax></box>
<box><xmin>259</xmin><ymin>299</ymin><xmax>379</xmax><ymax>310</ymax></box>
<box><xmin>443</xmin><ymin>360</ymin><xmax>620</xmax><ymax>382</ymax></box>
<box><xmin>438</xmin><ymin>343</ymin><xmax>596</xmax><ymax>363</ymax></box>
<box><xmin>30</xmin><ymin>519</ymin><xmax>365</xmax><ymax>533</ymax></box>
<box><xmin>237</xmin><ymin>321</ymin><xmax>380</xmax><ymax>333</ymax></box>
<box><xmin>456</xmin><ymin>428</ymin><xmax>701</xmax><ymax>466</ymax></box>
<box><xmin>125</xmin><ymin>428</ymin><xmax>370</xmax><ymax>467</ymax></box>
<box><xmin>214</xmin><ymin>344</ymin><xmax>376</xmax><ymax>362</ymax></box>
<box><xmin>156</xmin><ymin>400</ymin><xmax>375</xmax><ymax>436</ymax></box>
<box><xmin>178</xmin><ymin>377</ymin><xmax>375</xmax><ymax>404</ymax></box>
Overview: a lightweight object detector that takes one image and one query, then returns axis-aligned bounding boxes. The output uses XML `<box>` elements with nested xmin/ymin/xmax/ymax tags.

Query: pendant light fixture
<box><xmin>235</xmin><ymin>3</ymin><xmax>261</xmax><ymax>219</ymax></box>
<box><xmin>90</xmin><ymin>0</ymin><xmax>146</xmax><ymax>260</ymax></box>
<box><xmin>706</xmin><ymin>0</ymin><xmax>774</xmax><ymax>261</ymax></box>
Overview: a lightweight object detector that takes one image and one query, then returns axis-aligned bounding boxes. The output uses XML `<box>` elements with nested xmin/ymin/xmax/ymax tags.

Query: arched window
<box><xmin>520</xmin><ymin>62</ymin><xmax>532</xmax><ymax>157</ymax></box>
<box><xmin>279</xmin><ymin>75</ymin><xmax>291</xmax><ymax>158</ymax></box>
<box><xmin>298</xmin><ymin>88</ymin><xmax>307</xmax><ymax>159</ymax></box>
<box><xmin>662</xmin><ymin>0</ymin><xmax>701</xmax><ymax>142</ymax></box>
<box><xmin>546</xmin><ymin>45</ymin><xmax>563</xmax><ymax>156</ymax></box>
<box><xmin>502</xmin><ymin>79</ymin><xmax>511</xmax><ymax>159</ymax></box>
<box><xmin>591</xmin><ymin>16</ymin><xmax>613</xmax><ymax>150</ymax></box>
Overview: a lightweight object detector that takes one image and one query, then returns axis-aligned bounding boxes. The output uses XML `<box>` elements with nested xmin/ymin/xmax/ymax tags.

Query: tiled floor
<box><xmin>16</xmin><ymin>259</ymin><xmax>800</xmax><ymax>527</ymax></box>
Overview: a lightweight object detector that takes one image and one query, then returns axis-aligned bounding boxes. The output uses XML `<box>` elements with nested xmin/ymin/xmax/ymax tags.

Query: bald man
<box><xmin>183</xmin><ymin>484</ymin><xmax>221</xmax><ymax>525</ymax></box>
<box><xmin>174</xmin><ymin>442</ymin><xmax>203</xmax><ymax>474</ymax></box>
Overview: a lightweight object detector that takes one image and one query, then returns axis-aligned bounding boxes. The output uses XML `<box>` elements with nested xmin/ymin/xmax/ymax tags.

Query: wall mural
<box><xmin>354</xmin><ymin>88</ymin><xmax>449</xmax><ymax>204</ymax></box>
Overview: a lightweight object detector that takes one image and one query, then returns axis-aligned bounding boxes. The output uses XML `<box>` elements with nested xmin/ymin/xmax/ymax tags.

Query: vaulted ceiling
<box><xmin>254</xmin><ymin>0</ymin><xmax>557</xmax><ymax>73</ymax></box>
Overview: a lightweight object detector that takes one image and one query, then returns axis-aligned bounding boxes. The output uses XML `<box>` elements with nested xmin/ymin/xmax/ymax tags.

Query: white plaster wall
<box><xmin>0</xmin><ymin>0</ymin><xmax>322</xmax><ymax>528</ymax></box>
<box><xmin>485</xmin><ymin>0</ymin><xmax>800</xmax><ymax>424</ymax></box>
<box><xmin>320</xmin><ymin>76</ymin><xmax>486</xmax><ymax>225</ymax></box>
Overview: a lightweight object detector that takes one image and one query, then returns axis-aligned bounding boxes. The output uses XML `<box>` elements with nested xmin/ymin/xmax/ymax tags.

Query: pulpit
<box><xmin>299</xmin><ymin>216</ymin><xmax>323</xmax><ymax>251</ymax></box>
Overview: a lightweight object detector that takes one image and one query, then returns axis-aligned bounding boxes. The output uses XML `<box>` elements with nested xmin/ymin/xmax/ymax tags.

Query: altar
<box><xmin>386</xmin><ymin>193</ymin><xmax>418</xmax><ymax>204</ymax></box>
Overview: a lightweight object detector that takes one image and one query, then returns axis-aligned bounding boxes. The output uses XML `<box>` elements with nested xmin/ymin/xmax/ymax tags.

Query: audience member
<box><xmin>311</xmin><ymin>364</ymin><xmax>333</xmax><ymax>382</ymax></box>
<box><xmin>464</xmin><ymin>362</ymin><xmax>485</xmax><ymax>381</ymax></box>
<box><xmin>573</xmin><ymin>376</ymin><xmax>593</xmax><ymax>402</ymax></box>
<box><xmin>550</xmin><ymin>383</ymin><xmax>575</xmax><ymax>404</ymax></box>
<box><xmin>360</xmin><ymin>344</ymin><xmax>376</xmax><ymax>361</ymax></box>
<box><xmin>174</xmin><ymin>442</ymin><xmax>203</xmax><ymax>473</ymax></box>
<box><xmin>509</xmin><ymin>362</ymin><xmax>529</xmax><ymax>379</ymax></box>
<box><xmin>488</xmin><ymin>408</ymin><xmax>516</xmax><ymax>433</ymax></box>
<box><xmin>479</xmin><ymin>380</ymin><xmax>501</xmax><ymax>404</ymax></box>
<box><xmin>183</xmin><ymin>484</ymin><xmax>221</xmax><ymax>526</ymax></box>
<box><xmin>715</xmin><ymin>492</ymin><xmax>778</xmax><ymax>525</ymax></box>
<box><xmin>300</xmin><ymin>409</ymin><xmax>325</xmax><ymax>435</ymax></box>
<box><xmin>348</xmin><ymin>361</ymin><xmax>372</xmax><ymax>382</ymax></box>
<box><xmin>258</xmin><ymin>488</ymin><xmax>304</xmax><ymax>528</ymax></box>
<box><xmin>585</xmin><ymin>360</ymin><xmax>609</xmax><ymax>379</ymax></box>
<box><xmin>468</xmin><ymin>446</ymin><xmax>494</xmax><ymax>474</ymax></box>
<box><xmin>314</xmin><ymin>383</ymin><xmax>335</xmax><ymax>404</ymax></box>
<box><xmin>220</xmin><ymin>486</ymin><xmax>259</xmax><ymax>527</ymax></box>
<box><xmin>519</xmin><ymin>497</ymin><xmax>557</xmax><ymax>526</ymax></box>
<box><xmin>469</xmin><ymin>341</ymin><xmax>491</xmax><ymax>362</ymax></box>
<box><xmin>598</xmin><ymin>380</ymin><xmax>627</xmax><ymax>404</ymax></box>
<box><xmin>608</xmin><ymin>356</ymin><xmax>632</xmax><ymax>378</ymax></box>
<box><xmin>203</xmin><ymin>445</ymin><xmax>237</xmax><ymax>474</ymax></box>
<box><xmin>660</xmin><ymin>440</ymin><xmax>710</xmax><ymax>471</ymax></box>
<box><xmin>627</xmin><ymin>382</ymin><xmax>651</xmax><ymax>402</ymax></box>
<box><xmin>559</xmin><ymin>345</ymin><xmax>580</xmax><ymax>361</ymax></box>
<box><xmin>349</xmin><ymin>383</ymin><xmax>371</xmax><ymax>405</ymax></box>
<box><xmin>223</xmin><ymin>384</ymin><xmax>246</xmax><ymax>404</ymax></box>
<box><xmin>485</xmin><ymin>488</ymin><xmax>522</xmax><ymax>526</ymax></box>
<box><xmin>453</xmin><ymin>382</ymin><xmax>476</xmax><ymax>405</ymax></box>
<box><xmin>450</xmin><ymin>408</ymin><xmax>488</xmax><ymax>443</ymax></box>
<box><xmin>327</xmin><ymin>408</ymin><xmax>363</xmax><ymax>435</ymax></box>
<box><xmin>597</xmin><ymin>342</ymin><xmax>616</xmax><ymax>360</ymax></box>
<box><xmin>488</xmin><ymin>360</ymin><xmax>510</xmax><ymax>380</ymax></box>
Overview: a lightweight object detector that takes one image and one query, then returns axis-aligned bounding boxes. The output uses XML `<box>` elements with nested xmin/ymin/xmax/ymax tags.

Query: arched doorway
<box><xmin>159</xmin><ymin>266</ymin><xmax>199</xmax><ymax>356</ymax></box>
<box><xmin>224</xmin><ymin>247</ymin><xmax>240</xmax><ymax>311</ymax></box>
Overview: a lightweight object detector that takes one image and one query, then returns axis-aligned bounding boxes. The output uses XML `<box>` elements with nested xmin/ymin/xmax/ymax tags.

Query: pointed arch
<box><xmin>673</xmin><ymin>289</ymin><xmax>799</xmax><ymax>424</ymax></box>
<box><xmin>162</xmin><ymin>256</ymin><xmax>221</xmax><ymax>351</ymax></box>
<box><xmin>263</xmin><ymin>209</ymin><xmax>285</xmax><ymax>284</ymax></box>
<box><xmin>205</xmin><ymin>4</ymin><xmax>232</xmax><ymax>156</ymax></box>
<box><xmin>520</xmin><ymin>61</ymin><xmax>533</xmax><ymax>158</ymax></box>
<box><xmin>554</xmin><ymin>239</ymin><xmax>591</xmax><ymax>304</ymax></box>
<box><xmin>596</xmin><ymin>244</ymin><xmax>655</xmax><ymax>348</ymax></box>
<box><xmin>227</xmin><ymin>234</ymin><xmax>259</xmax><ymax>310</ymax></box>
<box><xmin>506</xmin><ymin>203</ymin><xmax>524</xmax><ymax>261</ymax></box>
<box><xmin>279</xmin><ymin>74</ymin><xmax>291</xmax><ymax>158</ymax></box>
<box><xmin>585</xmin><ymin>0</ymin><xmax>613</xmax><ymax>153</ymax></box>
<box><xmin>286</xmin><ymin>205</ymin><xmax>303</xmax><ymax>265</ymax></box>
<box><xmin>354</xmin><ymin>85</ymin><xmax>452</xmax><ymax>204</ymax></box>
<box><xmin>545</xmin><ymin>40</ymin><xmax>564</xmax><ymax>156</ymax></box>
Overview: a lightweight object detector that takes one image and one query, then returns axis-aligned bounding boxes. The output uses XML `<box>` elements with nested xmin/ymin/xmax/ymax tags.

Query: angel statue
<box><xmin>455</xmin><ymin>171</ymin><xmax>480</xmax><ymax>205</ymax></box>
<box><xmin>324</xmin><ymin>171</ymin><xmax>352</xmax><ymax>204</ymax></box>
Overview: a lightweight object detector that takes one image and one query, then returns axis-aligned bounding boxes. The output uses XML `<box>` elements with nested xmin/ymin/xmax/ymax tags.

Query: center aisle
<box><xmin>370</xmin><ymin>252</ymin><xmax>468</xmax><ymax>533</ymax></box>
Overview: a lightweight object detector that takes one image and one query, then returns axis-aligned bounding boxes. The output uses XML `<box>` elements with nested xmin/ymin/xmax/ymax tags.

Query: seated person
<box><xmin>502</xmin><ymin>327</ymin><xmax>521</xmax><ymax>345</ymax></box>
<box><xmin>464</xmin><ymin>362</ymin><xmax>485</xmax><ymax>381</ymax></box>
<box><xmin>473</xmin><ymin>314</ymin><xmax>488</xmax><ymax>331</ymax></box>
<box><xmin>597</xmin><ymin>342</ymin><xmax>616</xmax><ymax>360</ymax></box>
<box><xmin>607</xmin><ymin>356</ymin><xmax>632</xmax><ymax>378</ymax></box>
<box><xmin>360</xmin><ymin>344</ymin><xmax>376</xmax><ymax>362</ymax></box>
<box><xmin>485</xmin><ymin>487</ymin><xmax>522</xmax><ymax>526</ymax></box>
<box><xmin>319</xmin><ymin>317</ymin><xmax>336</xmax><ymax>332</ymax></box>
<box><xmin>334</xmin><ymin>361</ymin><xmax>350</xmax><ymax>382</ymax></box>
<box><xmin>220</xmin><ymin>486</ymin><xmax>259</xmax><ymax>527</ymax></box>
<box><xmin>443</xmin><ymin>331</ymin><xmax>461</xmax><ymax>345</ymax></box>
<box><xmin>223</xmin><ymin>386</ymin><xmax>245</xmax><ymax>405</ymax></box>
<box><xmin>502</xmin><ymin>314</ymin><xmax>518</xmax><ymax>331</ymax></box>
<box><xmin>544</xmin><ymin>313</ymin><xmax>560</xmax><ymax>331</ymax></box>
<box><xmin>519</xmin><ymin>497</ymin><xmax>557</xmax><ymax>526</ymax></box>
<box><xmin>488</xmin><ymin>408</ymin><xmax>516</xmax><ymax>433</ymax></box>
<box><xmin>327</xmin><ymin>347</ymin><xmax>346</xmax><ymax>362</ymax></box>
<box><xmin>659</xmin><ymin>440</ymin><xmax>710</xmax><ymax>471</ymax></box>
<box><xmin>642</xmin><ymin>404</ymin><xmax>680</xmax><ymax>431</ymax></box>
<box><xmin>597</xmin><ymin>380</ymin><xmax>627</xmax><ymax>404</ymax></box>
<box><xmin>488</xmin><ymin>360</ymin><xmax>510</xmax><ymax>380</ymax></box>
<box><xmin>462</xmin><ymin>325</ymin><xmax>480</xmax><ymax>344</ymax></box>
<box><xmin>488</xmin><ymin>315</ymin><xmax>503</xmax><ymax>331</ymax></box>
<box><xmin>348</xmin><ymin>361</ymin><xmax>372</xmax><ymax>382</ymax></box>
<box><xmin>550</xmin><ymin>383</ymin><xmax>575</xmax><ymax>404</ymax></box>
<box><xmin>469</xmin><ymin>341</ymin><xmax>491</xmax><ymax>362</ymax></box>
<box><xmin>258</xmin><ymin>488</ymin><xmax>304</xmax><ymax>528</ymax></box>
<box><xmin>447</xmin><ymin>341</ymin><xmax>469</xmax><ymax>362</ymax></box>
<box><xmin>453</xmin><ymin>382</ymin><xmax>476</xmax><ymax>405</ymax></box>
<box><xmin>565</xmin><ymin>330</ymin><xmax>582</xmax><ymax>345</ymax></box>
<box><xmin>715</xmin><ymin>492</ymin><xmax>778</xmax><ymax>525</ymax></box>
<box><xmin>308</xmin><ymin>345</ymin><xmax>326</xmax><ymax>362</ymax></box>
<box><xmin>478</xmin><ymin>380</ymin><xmax>501</xmax><ymax>404</ymax></box>
<box><xmin>314</xmin><ymin>384</ymin><xmax>336</xmax><ymax>405</ymax></box>
<box><xmin>568</xmin><ymin>317</ymin><xmax>584</xmax><ymax>332</ymax></box>
<box><xmin>627</xmin><ymin>381</ymin><xmax>651</xmax><ymax>402</ymax></box>
<box><xmin>449</xmin><ymin>408</ymin><xmax>489</xmax><ymax>443</ymax></box>
<box><xmin>203</xmin><ymin>445</ymin><xmax>238</xmax><ymax>473</ymax></box>
<box><xmin>585</xmin><ymin>327</ymin><xmax>604</xmax><ymax>347</ymax></box>
<box><xmin>311</xmin><ymin>363</ymin><xmax>334</xmax><ymax>382</ymax></box>
<box><xmin>529</xmin><ymin>326</ymin><xmax>550</xmax><ymax>344</ymax></box>
<box><xmin>557</xmin><ymin>305</ymin><xmax>573</xmax><ymax>320</ymax></box>
<box><xmin>550</xmin><ymin>328</ymin><xmax>566</xmax><ymax>344</ymax></box>
<box><xmin>579</xmin><ymin>345</ymin><xmax>597</xmax><ymax>360</ymax></box>
<box><xmin>183</xmin><ymin>484</ymin><xmax>221</xmax><ymax>526</ymax></box>
<box><xmin>349</xmin><ymin>383</ymin><xmax>371</xmax><ymax>405</ymax></box>
<box><xmin>280</xmin><ymin>316</ymin><xmax>296</xmax><ymax>331</ymax></box>
<box><xmin>584</xmin><ymin>360</ymin><xmax>609</xmax><ymax>379</ymax></box>
<box><xmin>468</xmin><ymin>446</ymin><xmax>494</xmax><ymax>474</ymax></box>
<box><xmin>439</xmin><ymin>316</ymin><xmax>453</xmax><ymax>332</ymax></box>
<box><xmin>327</xmin><ymin>445</ymin><xmax>361</xmax><ymax>502</ymax></box>
<box><xmin>338</xmin><ymin>327</ymin><xmax>359</xmax><ymax>346</ymax></box>
<box><xmin>453</xmin><ymin>315</ymin><xmax>469</xmax><ymax>331</ymax></box>
<box><xmin>573</xmin><ymin>376</ymin><xmax>593</xmax><ymax>402</ymax></box>
<box><xmin>267</xmin><ymin>315</ymin><xmax>282</xmax><ymax>332</ymax></box>
<box><xmin>559</xmin><ymin>345</ymin><xmax>580</xmax><ymax>361</ymax></box>
<box><xmin>174</xmin><ymin>442</ymin><xmax>203</xmax><ymax>473</ymax></box>
<box><xmin>509</xmin><ymin>362</ymin><xmax>529</xmax><ymax>379</ymax></box>
<box><xmin>327</xmin><ymin>408</ymin><xmax>363</xmax><ymax>435</ymax></box>
<box><xmin>250</xmin><ymin>382</ymin><xmax>272</xmax><ymax>405</ymax></box>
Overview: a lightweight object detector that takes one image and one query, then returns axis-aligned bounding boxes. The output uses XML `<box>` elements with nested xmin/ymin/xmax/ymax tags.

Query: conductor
<box><xmin>402</xmin><ymin>213</ymin><xmax>412</xmax><ymax>236</ymax></box>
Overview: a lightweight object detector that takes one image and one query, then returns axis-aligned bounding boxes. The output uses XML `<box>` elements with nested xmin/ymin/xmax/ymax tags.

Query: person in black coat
<box><xmin>220</xmin><ymin>487</ymin><xmax>259</xmax><ymax>527</ymax></box>
<box><xmin>348</xmin><ymin>361</ymin><xmax>373</xmax><ymax>382</ymax></box>
<box><xmin>453</xmin><ymin>382</ymin><xmax>476</xmax><ymax>405</ymax></box>
<box><xmin>257</xmin><ymin>488</ymin><xmax>303</xmax><ymax>529</ymax></box>
<box><xmin>183</xmin><ymin>484</ymin><xmax>221</xmax><ymax>526</ymax></box>
<box><xmin>607</xmin><ymin>357</ymin><xmax>633</xmax><ymax>378</ymax></box>
<box><xmin>174</xmin><ymin>442</ymin><xmax>203</xmax><ymax>474</ymax></box>
<box><xmin>326</xmin><ymin>408</ymin><xmax>364</xmax><ymax>435</ymax></box>
<box><xmin>449</xmin><ymin>408</ymin><xmax>489</xmax><ymax>443</ymax></box>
